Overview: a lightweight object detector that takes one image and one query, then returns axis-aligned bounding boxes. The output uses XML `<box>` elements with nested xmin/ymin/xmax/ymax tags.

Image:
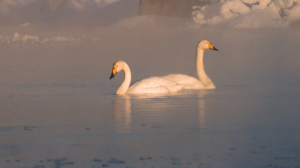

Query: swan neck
<box><xmin>116</xmin><ymin>63</ymin><xmax>131</xmax><ymax>94</ymax></box>
<box><xmin>196</xmin><ymin>48</ymin><xmax>213</xmax><ymax>87</ymax></box>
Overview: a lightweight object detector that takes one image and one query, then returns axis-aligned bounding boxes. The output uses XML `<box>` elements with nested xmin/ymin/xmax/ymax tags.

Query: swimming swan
<box><xmin>163</xmin><ymin>39</ymin><xmax>218</xmax><ymax>89</ymax></box>
<box><xmin>109</xmin><ymin>61</ymin><xmax>186</xmax><ymax>95</ymax></box>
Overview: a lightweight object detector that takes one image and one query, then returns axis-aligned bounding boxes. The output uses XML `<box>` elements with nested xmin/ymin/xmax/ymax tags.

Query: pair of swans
<box><xmin>110</xmin><ymin>39</ymin><xmax>218</xmax><ymax>95</ymax></box>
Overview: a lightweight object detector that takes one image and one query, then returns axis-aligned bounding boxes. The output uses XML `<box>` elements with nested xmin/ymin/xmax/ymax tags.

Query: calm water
<box><xmin>0</xmin><ymin>28</ymin><xmax>300</xmax><ymax>168</ymax></box>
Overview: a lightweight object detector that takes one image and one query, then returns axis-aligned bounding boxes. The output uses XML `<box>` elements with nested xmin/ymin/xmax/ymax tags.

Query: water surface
<box><xmin>0</xmin><ymin>28</ymin><xmax>300</xmax><ymax>168</ymax></box>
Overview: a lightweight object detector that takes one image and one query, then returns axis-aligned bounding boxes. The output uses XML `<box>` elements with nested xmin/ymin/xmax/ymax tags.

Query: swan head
<box><xmin>198</xmin><ymin>39</ymin><xmax>218</xmax><ymax>51</ymax></box>
<box><xmin>109</xmin><ymin>61</ymin><xmax>124</xmax><ymax>79</ymax></box>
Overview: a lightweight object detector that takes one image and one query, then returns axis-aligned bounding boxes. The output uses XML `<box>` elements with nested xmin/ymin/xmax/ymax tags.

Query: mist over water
<box><xmin>1</xmin><ymin>1</ymin><xmax>300</xmax><ymax>168</ymax></box>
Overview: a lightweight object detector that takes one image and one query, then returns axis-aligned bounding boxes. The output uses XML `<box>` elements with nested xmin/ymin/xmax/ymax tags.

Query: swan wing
<box><xmin>127</xmin><ymin>77</ymin><xmax>185</xmax><ymax>94</ymax></box>
<box><xmin>162</xmin><ymin>74</ymin><xmax>205</xmax><ymax>89</ymax></box>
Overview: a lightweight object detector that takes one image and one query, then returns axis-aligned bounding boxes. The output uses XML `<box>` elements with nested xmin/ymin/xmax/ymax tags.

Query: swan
<box><xmin>163</xmin><ymin>39</ymin><xmax>218</xmax><ymax>89</ymax></box>
<box><xmin>109</xmin><ymin>61</ymin><xmax>186</xmax><ymax>95</ymax></box>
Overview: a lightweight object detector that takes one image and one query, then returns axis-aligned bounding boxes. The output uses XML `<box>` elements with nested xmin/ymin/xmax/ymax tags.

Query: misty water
<box><xmin>1</xmin><ymin>24</ymin><xmax>300</xmax><ymax>168</ymax></box>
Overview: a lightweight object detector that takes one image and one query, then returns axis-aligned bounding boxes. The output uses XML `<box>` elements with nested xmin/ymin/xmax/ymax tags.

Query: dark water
<box><xmin>0</xmin><ymin>28</ymin><xmax>300</xmax><ymax>168</ymax></box>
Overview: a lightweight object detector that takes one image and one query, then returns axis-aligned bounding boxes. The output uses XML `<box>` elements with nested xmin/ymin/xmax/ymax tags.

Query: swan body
<box><xmin>127</xmin><ymin>76</ymin><xmax>185</xmax><ymax>94</ymax></box>
<box><xmin>162</xmin><ymin>39</ymin><xmax>218</xmax><ymax>89</ymax></box>
<box><xmin>109</xmin><ymin>61</ymin><xmax>185</xmax><ymax>95</ymax></box>
<box><xmin>162</xmin><ymin>74</ymin><xmax>206</xmax><ymax>89</ymax></box>
<box><xmin>109</xmin><ymin>39</ymin><xmax>218</xmax><ymax>95</ymax></box>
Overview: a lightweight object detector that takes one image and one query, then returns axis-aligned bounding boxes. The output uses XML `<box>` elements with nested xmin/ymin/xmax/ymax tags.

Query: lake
<box><xmin>0</xmin><ymin>27</ymin><xmax>300</xmax><ymax>168</ymax></box>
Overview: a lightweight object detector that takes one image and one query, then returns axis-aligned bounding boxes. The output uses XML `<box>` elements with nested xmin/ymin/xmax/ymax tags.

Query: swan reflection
<box><xmin>112</xmin><ymin>90</ymin><xmax>210</xmax><ymax>132</ymax></box>
<box><xmin>196</xmin><ymin>90</ymin><xmax>208</xmax><ymax>128</ymax></box>
<box><xmin>113</xmin><ymin>95</ymin><xmax>132</xmax><ymax>133</ymax></box>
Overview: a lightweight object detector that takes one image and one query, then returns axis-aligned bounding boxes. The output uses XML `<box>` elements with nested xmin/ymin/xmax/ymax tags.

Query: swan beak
<box><xmin>208</xmin><ymin>43</ymin><xmax>219</xmax><ymax>51</ymax></box>
<box><xmin>109</xmin><ymin>67</ymin><xmax>117</xmax><ymax>79</ymax></box>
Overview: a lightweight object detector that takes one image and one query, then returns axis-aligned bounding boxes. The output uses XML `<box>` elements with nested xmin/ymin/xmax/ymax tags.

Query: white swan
<box><xmin>109</xmin><ymin>61</ymin><xmax>185</xmax><ymax>95</ymax></box>
<box><xmin>163</xmin><ymin>39</ymin><xmax>218</xmax><ymax>89</ymax></box>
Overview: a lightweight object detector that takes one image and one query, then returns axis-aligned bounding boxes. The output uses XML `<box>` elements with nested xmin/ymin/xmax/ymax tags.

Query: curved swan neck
<box><xmin>196</xmin><ymin>48</ymin><xmax>214</xmax><ymax>88</ymax></box>
<box><xmin>116</xmin><ymin>62</ymin><xmax>131</xmax><ymax>94</ymax></box>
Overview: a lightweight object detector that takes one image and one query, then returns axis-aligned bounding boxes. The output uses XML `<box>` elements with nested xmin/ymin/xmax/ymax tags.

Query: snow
<box><xmin>0</xmin><ymin>0</ymin><xmax>299</xmax><ymax>31</ymax></box>
<box><xmin>192</xmin><ymin>0</ymin><xmax>300</xmax><ymax>29</ymax></box>
<box><xmin>0</xmin><ymin>0</ymin><xmax>298</xmax><ymax>45</ymax></box>
<box><xmin>228</xmin><ymin>8</ymin><xmax>287</xmax><ymax>29</ymax></box>
<box><xmin>4</xmin><ymin>0</ymin><xmax>298</xmax><ymax>44</ymax></box>
<box><xmin>0</xmin><ymin>32</ymin><xmax>81</xmax><ymax>44</ymax></box>
<box><xmin>288</xmin><ymin>5</ymin><xmax>300</xmax><ymax>23</ymax></box>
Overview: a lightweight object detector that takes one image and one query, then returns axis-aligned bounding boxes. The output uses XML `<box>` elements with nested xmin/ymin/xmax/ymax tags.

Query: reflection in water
<box><xmin>197</xmin><ymin>90</ymin><xmax>207</xmax><ymax>128</ymax></box>
<box><xmin>113</xmin><ymin>95</ymin><xmax>131</xmax><ymax>133</ymax></box>
<box><xmin>112</xmin><ymin>91</ymin><xmax>209</xmax><ymax>132</ymax></box>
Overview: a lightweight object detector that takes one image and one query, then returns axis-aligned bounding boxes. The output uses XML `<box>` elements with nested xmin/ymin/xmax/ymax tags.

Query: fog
<box><xmin>0</xmin><ymin>0</ymin><xmax>300</xmax><ymax>168</ymax></box>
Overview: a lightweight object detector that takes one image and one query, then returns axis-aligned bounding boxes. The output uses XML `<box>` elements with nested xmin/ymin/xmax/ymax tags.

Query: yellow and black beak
<box><xmin>109</xmin><ymin>67</ymin><xmax>117</xmax><ymax>79</ymax></box>
<box><xmin>208</xmin><ymin>43</ymin><xmax>219</xmax><ymax>51</ymax></box>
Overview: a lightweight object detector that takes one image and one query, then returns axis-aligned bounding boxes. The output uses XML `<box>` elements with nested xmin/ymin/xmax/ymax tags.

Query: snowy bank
<box><xmin>0</xmin><ymin>32</ymin><xmax>81</xmax><ymax>44</ymax></box>
<box><xmin>0</xmin><ymin>0</ymin><xmax>300</xmax><ymax>31</ymax></box>
<box><xmin>192</xmin><ymin>0</ymin><xmax>300</xmax><ymax>29</ymax></box>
